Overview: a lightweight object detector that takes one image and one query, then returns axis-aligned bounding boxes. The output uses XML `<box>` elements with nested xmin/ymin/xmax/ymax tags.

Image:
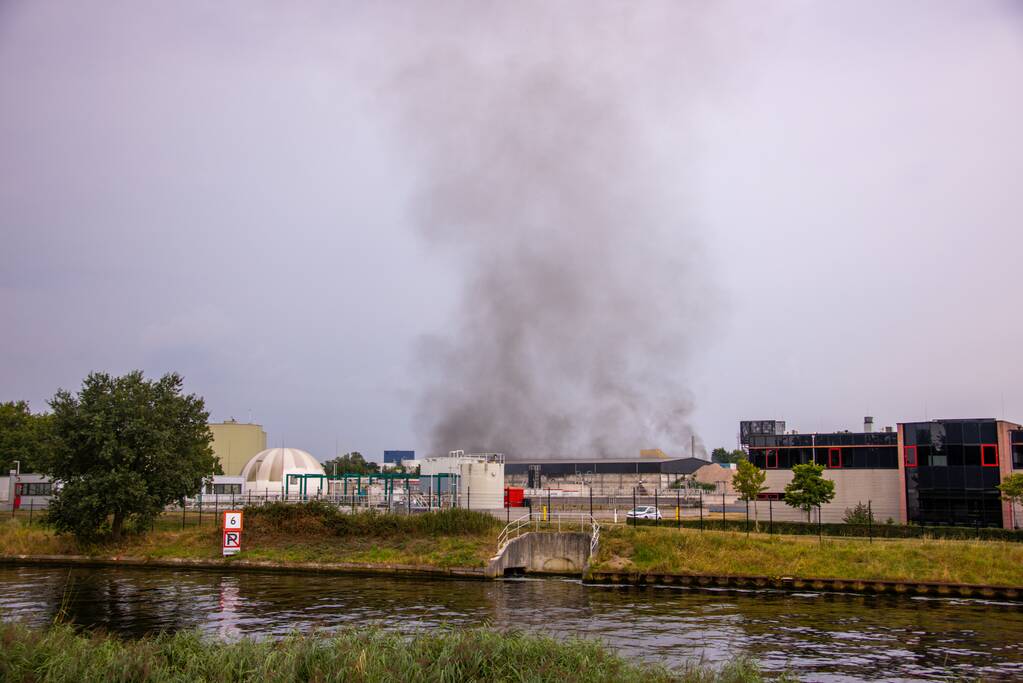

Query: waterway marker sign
<box><xmin>223</xmin><ymin>511</ymin><xmax>243</xmax><ymax>556</ymax></box>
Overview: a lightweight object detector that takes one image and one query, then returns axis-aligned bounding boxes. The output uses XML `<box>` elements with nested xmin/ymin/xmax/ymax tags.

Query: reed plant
<box><xmin>0</xmin><ymin>622</ymin><xmax>777</xmax><ymax>683</ymax></box>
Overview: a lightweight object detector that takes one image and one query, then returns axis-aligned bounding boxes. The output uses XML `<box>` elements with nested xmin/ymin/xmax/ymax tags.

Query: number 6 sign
<box><xmin>222</xmin><ymin>511</ymin><xmax>243</xmax><ymax>556</ymax></box>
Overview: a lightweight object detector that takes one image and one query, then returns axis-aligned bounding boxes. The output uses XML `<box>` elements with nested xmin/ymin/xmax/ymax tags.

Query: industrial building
<box><xmin>504</xmin><ymin>454</ymin><xmax>730</xmax><ymax>496</ymax></box>
<box><xmin>420</xmin><ymin>450</ymin><xmax>505</xmax><ymax>508</ymax></box>
<box><xmin>209</xmin><ymin>419</ymin><xmax>267</xmax><ymax>476</ymax></box>
<box><xmin>742</xmin><ymin>417</ymin><xmax>1023</xmax><ymax>528</ymax></box>
<box><xmin>240</xmin><ymin>447</ymin><xmax>326</xmax><ymax>497</ymax></box>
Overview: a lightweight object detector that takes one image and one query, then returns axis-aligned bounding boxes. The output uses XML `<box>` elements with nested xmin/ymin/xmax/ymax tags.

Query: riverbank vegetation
<box><xmin>591</xmin><ymin>526</ymin><xmax>1023</xmax><ymax>586</ymax></box>
<box><xmin>0</xmin><ymin>622</ymin><xmax>778</xmax><ymax>683</ymax></box>
<box><xmin>0</xmin><ymin>505</ymin><xmax>501</xmax><ymax>569</ymax></box>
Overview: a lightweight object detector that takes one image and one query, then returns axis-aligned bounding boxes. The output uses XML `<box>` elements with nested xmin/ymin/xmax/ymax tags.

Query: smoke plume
<box><xmin>394</xmin><ymin>11</ymin><xmax>718</xmax><ymax>459</ymax></box>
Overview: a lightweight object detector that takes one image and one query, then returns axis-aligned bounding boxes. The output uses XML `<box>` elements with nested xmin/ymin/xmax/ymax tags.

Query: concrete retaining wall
<box><xmin>486</xmin><ymin>532</ymin><xmax>591</xmax><ymax>578</ymax></box>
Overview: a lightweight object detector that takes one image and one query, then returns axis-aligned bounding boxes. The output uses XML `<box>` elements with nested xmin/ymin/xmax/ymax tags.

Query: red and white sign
<box><xmin>223</xmin><ymin>510</ymin><xmax>243</xmax><ymax>531</ymax></box>
<box><xmin>222</xmin><ymin>511</ymin><xmax>243</xmax><ymax>556</ymax></box>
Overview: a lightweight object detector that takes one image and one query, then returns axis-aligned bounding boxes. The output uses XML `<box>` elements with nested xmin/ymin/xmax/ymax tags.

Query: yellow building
<box><xmin>209</xmin><ymin>420</ymin><xmax>267</xmax><ymax>476</ymax></box>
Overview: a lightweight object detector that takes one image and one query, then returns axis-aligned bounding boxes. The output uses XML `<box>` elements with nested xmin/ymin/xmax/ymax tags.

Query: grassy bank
<box><xmin>0</xmin><ymin>623</ymin><xmax>775</xmax><ymax>683</ymax></box>
<box><xmin>591</xmin><ymin>526</ymin><xmax>1023</xmax><ymax>585</ymax></box>
<box><xmin>0</xmin><ymin>505</ymin><xmax>501</xmax><ymax>570</ymax></box>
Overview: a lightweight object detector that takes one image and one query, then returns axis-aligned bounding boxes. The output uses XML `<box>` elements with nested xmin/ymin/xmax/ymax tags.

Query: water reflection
<box><xmin>1</xmin><ymin>566</ymin><xmax>1021</xmax><ymax>682</ymax></box>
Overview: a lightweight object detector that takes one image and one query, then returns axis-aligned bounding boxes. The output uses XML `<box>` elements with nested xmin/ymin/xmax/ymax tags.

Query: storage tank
<box><xmin>456</xmin><ymin>454</ymin><xmax>505</xmax><ymax>509</ymax></box>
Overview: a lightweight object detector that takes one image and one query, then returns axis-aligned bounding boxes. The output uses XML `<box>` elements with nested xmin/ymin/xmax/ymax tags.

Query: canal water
<box><xmin>1</xmin><ymin>566</ymin><xmax>1021</xmax><ymax>682</ymax></box>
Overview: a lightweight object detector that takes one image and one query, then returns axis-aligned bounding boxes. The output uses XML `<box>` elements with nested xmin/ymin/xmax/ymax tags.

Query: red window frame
<box><xmin>904</xmin><ymin>445</ymin><xmax>918</xmax><ymax>468</ymax></box>
<box><xmin>981</xmin><ymin>444</ymin><xmax>999</xmax><ymax>467</ymax></box>
<box><xmin>828</xmin><ymin>447</ymin><xmax>842</xmax><ymax>468</ymax></box>
<box><xmin>765</xmin><ymin>449</ymin><xmax>778</xmax><ymax>469</ymax></box>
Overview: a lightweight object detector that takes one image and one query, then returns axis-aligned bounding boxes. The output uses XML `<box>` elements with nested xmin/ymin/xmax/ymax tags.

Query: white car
<box><xmin>626</xmin><ymin>506</ymin><xmax>663</xmax><ymax>520</ymax></box>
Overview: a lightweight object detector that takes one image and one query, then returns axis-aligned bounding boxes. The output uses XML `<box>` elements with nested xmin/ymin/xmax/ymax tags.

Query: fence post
<box><xmin>769</xmin><ymin>498</ymin><xmax>773</xmax><ymax>535</ymax></box>
<box><xmin>547</xmin><ymin>488</ymin><xmax>551</xmax><ymax>524</ymax></box>
<box><xmin>868</xmin><ymin>500</ymin><xmax>873</xmax><ymax>543</ymax></box>
<box><xmin>654</xmin><ymin>489</ymin><xmax>659</xmax><ymax>528</ymax></box>
<box><xmin>676</xmin><ymin>489</ymin><xmax>681</xmax><ymax>530</ymax></box>
<box><xmin>181</xmin><ymin>501</ymin><xmax>186</xmax><ymax>530</ymax></box>
<box><xmin>467</xmin><ymin>486</ymin><xmax>471</xmax><ymax>511</ymax></box>
<box><xmin>722</xmin><ymin>491</ymin><xmax>726</xmax><ymax>524</ymax></box>
<box><xmin>745</xmin><ymin>499</ymin><xmax>750</xmax><ymax>537</ymax></box>
<box><xmin>699</xmin><ymin>489</ymin><xmax>704</xmax><ymax>531</ymax></box>
<box><xmin>632</xmin><ymin>488</ymin><xmax>636</xmax><ymax>527</ymax></box>
<box><xmin>28</xmin><ymin>499</ymin><xmax>33</xmax><ymax>526</ymax></box>
<box><xmin>198</xmin><ymin>496</ymin><xmax>202</xmax><ymax>527</ymax></box>
<box><xmin>589</xmin><ymin>488</ymin><xmax>593</xmax><ymax>520</ymax></box>
<box><xmin>818</xmin><ymin>506</ymin><xmax>822</xmax><ymax>544</ymax></box>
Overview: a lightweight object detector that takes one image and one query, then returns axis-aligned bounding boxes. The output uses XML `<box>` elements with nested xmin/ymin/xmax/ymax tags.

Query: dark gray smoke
<box><xmin>394</xmin><ymin>23</ymin><xmax>716</xmax><ymax>460</ymax></box>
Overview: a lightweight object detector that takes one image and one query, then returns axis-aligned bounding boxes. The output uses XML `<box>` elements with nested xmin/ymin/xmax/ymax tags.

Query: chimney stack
<box><xmin>864</xmin><ymin>416</ymin><xmax>874</xmax><ymax>433</ymax></box>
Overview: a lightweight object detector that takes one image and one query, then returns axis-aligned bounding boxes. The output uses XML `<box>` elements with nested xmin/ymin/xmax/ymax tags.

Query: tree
<box><xmin>733</xmin><ymin>459</ymin><xmax>767</xmax><ymax>529</ymax></box>
<box><xmin>0</xmin><ymin>401</ymin><xmax>53</xmax><ymax>474</ymax></box>
<box><xmin>998</xmin><ymin>473</ymin><xmax>1023</xmax><ymax>529</ymax></box>
<box><xmin>45</xmin><ymin>371</ymin><xmax>219</xmax><ymax>541</ymax></box>
<box><xmin>321</xmin><ymin>451</ymin><xmax>379</xmax><ymax>476</ymax></box>
<box><xmin>711</xmin><ymin>448</ymin><xmax>747</xmax><ymax>464</ymax></box>
<box><xmin>842</xmin><ymin>502</ymin><xmax>874</xmax><ymax>526</ymax></box>
<box><xmin>783</xmin><ymin>462</ymin><xmax>835</xmax><ymax>522</ymax></box>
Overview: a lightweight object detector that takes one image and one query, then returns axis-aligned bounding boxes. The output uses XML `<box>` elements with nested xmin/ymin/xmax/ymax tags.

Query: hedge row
<box><xmin>627</xmin><ymin>516</ymin><xmax>1023</xmax><ymax>542</ymax></box>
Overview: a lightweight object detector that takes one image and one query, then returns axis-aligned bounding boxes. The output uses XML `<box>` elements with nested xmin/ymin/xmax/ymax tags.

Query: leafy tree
<box><xmin>732</xmin><ymin>459</ymin><xmax>767</xmax><ymax>528</ymax></box>
<box><xmin>998</xmin><ymin>473</ymin><xmax>1023</xmax><ymax>528</ymax></box>
<box><xmin>783</xmin><ymin>462</ymin><xmax>835</xmax><ymax>522</ymax></box>
<box><xmin>0</xmin><ymin>401</ymin><xmax>53</xmax><ymax>474</ymax></box>
<box><xmin>45</xmin><ymin>371</ymin><xmax>219</xmax><ymax>541</ymax></box>
<box><xmin>321</xmin><ymin>451</ymin><xmax>379</xmax><ymax>476</ymax></box>
<box><xmin>711</xmin><ymin>448</ymin><xmax>747</xmax><ymax>464</ymax></box>
<box><xmin>842</xmin><ymin>502</ymin><xmax>874</xmax><ymax>526</ymax></box>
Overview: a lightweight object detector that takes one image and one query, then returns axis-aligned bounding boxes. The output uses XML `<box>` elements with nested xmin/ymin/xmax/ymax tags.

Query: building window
<box><xmin>828</xmin><ymin>448</ymin><xmax>842</xmax><ymax>468</ymax></box>
<box><xmin>1013</xmin><ymin>444</ymin><xmax>1023</xmax><ymax>469</ymax></box>
<box><xmin>18</xmin><ymin>482</ymin><xmax>53</xmax><ymax>496</ymax></box>
<box><xmin>905</xmin><ymin>446</ymin><xmax>918</xmax><ymax>468</ymax></box>
<box><xmin>765</xmin><ymin>449</ymin><xmax>778</xmax><ymax>469</ymax></box>
<box><xmin>981</xmin><ymin>444</ymin><xmax>999</xmax><ymax>467</ymax></box>
<box><xmin>213</xmin><ymin>484</ymin><xmax>242</xmax><ymax>495</ymax></box>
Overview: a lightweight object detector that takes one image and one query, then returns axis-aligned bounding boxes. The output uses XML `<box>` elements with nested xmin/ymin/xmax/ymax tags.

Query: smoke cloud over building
<box><xmin>391</xmin><ymin>20</ymin><xmax>717</xmax><ymax>459</ymax></box>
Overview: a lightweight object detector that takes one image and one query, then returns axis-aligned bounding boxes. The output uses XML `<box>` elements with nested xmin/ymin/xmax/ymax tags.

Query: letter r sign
<box><xmin>223</xmin><ymin>530</ymin><xmax>242</xmax><ymax>556</ymax></box>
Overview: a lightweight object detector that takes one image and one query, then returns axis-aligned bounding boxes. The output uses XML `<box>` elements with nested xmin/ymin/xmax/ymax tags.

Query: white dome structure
<box><xmin>240</xmin><ymin>448</ymin><xmax>326</xmax><ymax>496</ymax></box>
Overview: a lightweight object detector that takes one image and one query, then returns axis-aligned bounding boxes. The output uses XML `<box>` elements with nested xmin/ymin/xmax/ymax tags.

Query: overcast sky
<box><xmin>1</xmin><ymin>1</ymin><xmax>1021</xmax><ymax>462</ymax></box>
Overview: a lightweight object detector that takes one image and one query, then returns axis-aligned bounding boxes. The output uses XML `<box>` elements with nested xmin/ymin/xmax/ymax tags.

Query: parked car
<box><xmin>626</xmin><ymin>505</ymin><xmax>663</xmax><ymax>520</ymax></box>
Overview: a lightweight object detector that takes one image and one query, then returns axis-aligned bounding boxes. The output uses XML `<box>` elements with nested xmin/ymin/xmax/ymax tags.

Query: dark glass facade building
<box><xmin>383</xmin><ymin>450</ymin><xmax>414</xmax><ymax>464</ymax></box>
<box><xmin>901</xmin><ymin>419</ymin><xmax>1003</xmax><ymax>527</ymax></box>
<box><xmin>1012</xmin><ymin>430</ymin><xmax>1023</xmax><ymax>469</ymax></box>
<box><xmin>746</xmin><ymin>431</ymin><xmax>898</xmax><ymax>470</ymax></box>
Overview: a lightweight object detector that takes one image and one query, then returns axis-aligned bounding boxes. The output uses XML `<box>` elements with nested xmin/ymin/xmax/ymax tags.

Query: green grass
<box><xmin>591</xmin><ymin>526</ymin><xmax>1023</xmax><ymax>585</ymax></box>
<box><xmin>0</xmin><ymin>505</ymin><xmax>502</xmax><ymax>569</ymax></box>
<box><xmin>0</xmin><ymin>622</ymin><xmax>778</xmax><ymax>683</ymax></box>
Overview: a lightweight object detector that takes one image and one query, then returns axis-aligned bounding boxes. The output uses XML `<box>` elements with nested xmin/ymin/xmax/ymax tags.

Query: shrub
<box><xmin>244</xmin><ymin>502</ymin><xmax>500</xmax><ymax>539</ymax></box>
<box><xmin>842</xmin><ymin>502</ymin><xmax>874</xmax><ymax>526</ymax></box>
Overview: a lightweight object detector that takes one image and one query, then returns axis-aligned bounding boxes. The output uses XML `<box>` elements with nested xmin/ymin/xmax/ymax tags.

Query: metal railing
<box><xmin>495</xmin><ymin>511</ymin><xmax>600</xmax><ymax>554</ymax></box>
